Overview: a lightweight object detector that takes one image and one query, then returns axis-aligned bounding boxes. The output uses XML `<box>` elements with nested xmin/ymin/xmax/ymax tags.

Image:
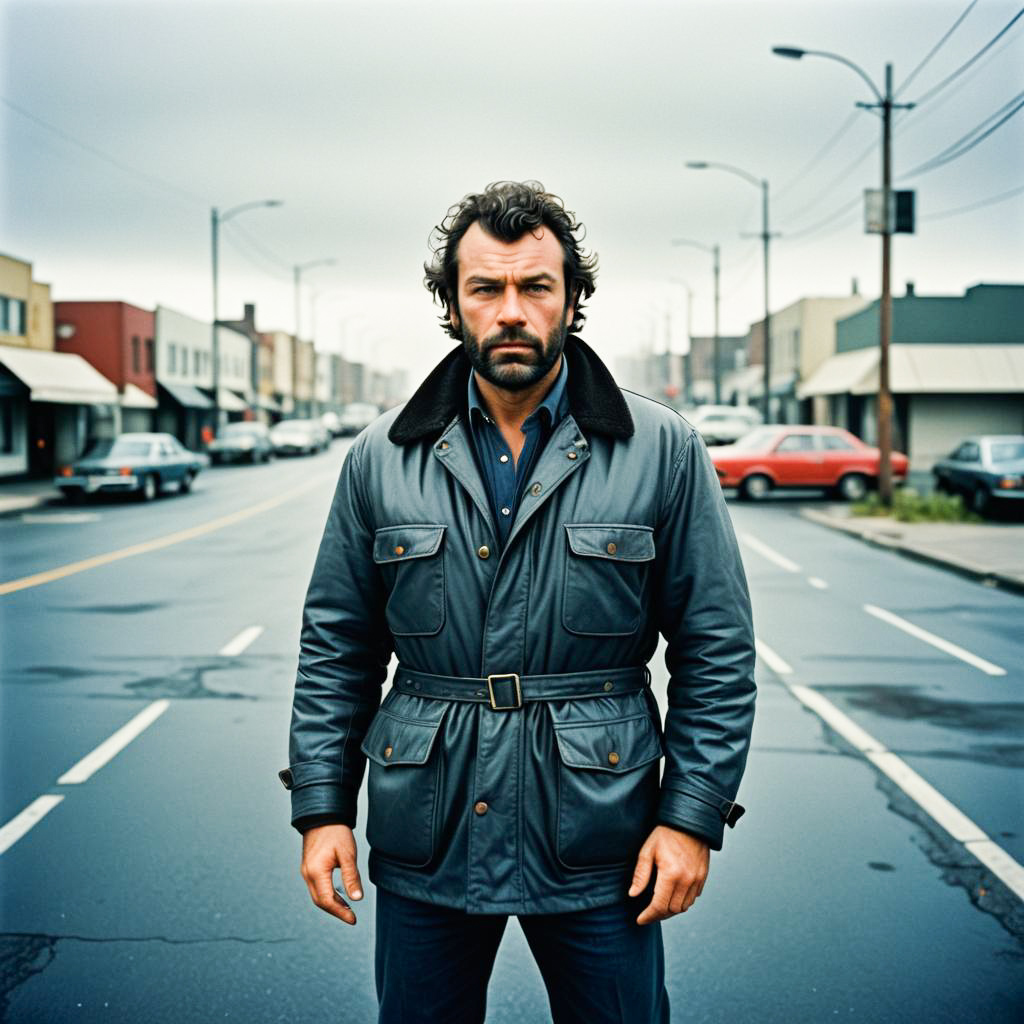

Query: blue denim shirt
<box><xmin>467</xmin><ymin>357</ymin><xmax>570</xmax><ymax>549</ymax></box>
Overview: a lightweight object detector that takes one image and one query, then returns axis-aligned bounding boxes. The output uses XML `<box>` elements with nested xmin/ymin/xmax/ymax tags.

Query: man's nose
<box><xmin>497</xmin><ymin>285</ymin><xmax>527</xmax><ymax>326</ymax></box>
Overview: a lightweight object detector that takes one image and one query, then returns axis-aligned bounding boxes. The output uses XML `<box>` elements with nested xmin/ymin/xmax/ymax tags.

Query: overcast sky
<box><xmin>2</xmin><ymin>0</ymin><xmax>1021</xmax><ymax>382</ymax></box>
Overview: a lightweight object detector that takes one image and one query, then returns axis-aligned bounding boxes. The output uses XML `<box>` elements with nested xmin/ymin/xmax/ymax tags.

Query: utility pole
<box><xmin>671</xmin><ymin>238</ymin><xmax>722</xmax><ymax>404</ymax></box>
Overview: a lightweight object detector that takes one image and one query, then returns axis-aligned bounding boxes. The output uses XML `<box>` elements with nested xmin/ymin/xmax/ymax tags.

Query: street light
<box><xmin>211</xmin><ymin>199</ymin><xmax>283</xmax><ymax>434</ymax></box>
<box><xmin>671</xmin><ymin>239</ymin><xmax>721</xmax><ymax>403</ymax></box>
<box><xmin>772</xmin><ymin>46</ymin><xmax>913</xmax><ymax>506</ymax></box>
<box><xmin>294</xmin><ymin>258</ymin><xmax>336</xmax><ymax>417</ymax></box>
<box><xmin>685</xmin><ymin>161</ymin><xmax>774</xmax><ymax>421</ymax></box>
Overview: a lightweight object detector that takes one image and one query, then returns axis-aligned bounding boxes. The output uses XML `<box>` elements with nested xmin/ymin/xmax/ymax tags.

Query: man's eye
<box><xmin>473</xmin><ymin>286</ymin><xmax>497</xmax><ymax>294</ymax></box>
<box><xmin>527</xmin><ymin>284</ymin><xmax>550</xmax><ymax>293</ymax></box>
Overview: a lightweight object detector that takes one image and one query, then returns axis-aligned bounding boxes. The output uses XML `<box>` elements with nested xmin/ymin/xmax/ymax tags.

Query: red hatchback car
<box><xmin>707</xmin><ymin>424</ymin><xmax>909</xmax><ymax>501</ymax></box>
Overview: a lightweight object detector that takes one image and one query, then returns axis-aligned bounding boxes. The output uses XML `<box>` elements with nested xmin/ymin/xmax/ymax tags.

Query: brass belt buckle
<box><xmin>486</xmin><ymin>673</ymin><xmax>522</xmax><ymax>710</ymax></box>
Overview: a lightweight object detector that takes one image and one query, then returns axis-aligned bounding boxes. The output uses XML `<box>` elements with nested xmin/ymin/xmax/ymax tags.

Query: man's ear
<box><xmin>448</xmin><ymin>294</ymin><xmax>460</xmax><ymax>330</ymax></box>
<box><xmin>563</xmin><ymin>288</ymin><xmax>577</xmax><ymax>328</ymax></box>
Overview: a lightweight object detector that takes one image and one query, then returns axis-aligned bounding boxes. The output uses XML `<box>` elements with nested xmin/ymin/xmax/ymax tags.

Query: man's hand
<box><xmin>629</xmin><ymin>825</ymin><xmax>710</xmax><ymax>926</ymax></box>
<box><xmin>300</xmin><ymin>824</ymin><xmax>363</xmax><ymax>925</ymax></box>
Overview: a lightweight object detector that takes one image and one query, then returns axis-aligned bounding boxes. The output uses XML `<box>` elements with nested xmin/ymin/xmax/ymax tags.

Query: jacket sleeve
<box><xmin>280</xmin><ymin>436</ymin><xmax>392</xmax><ymax>831</ymax></box>
<box><xmin>653</xmin><ymin>429</ymin><xmax>756</xmax><ymax>850</ymax></box>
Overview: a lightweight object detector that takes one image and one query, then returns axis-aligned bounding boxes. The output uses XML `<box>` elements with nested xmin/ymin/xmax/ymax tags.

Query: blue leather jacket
<box><xmin>282</xmin><ymin>337</ymin><xmax>755</xmax><ymax>914</ymax></box>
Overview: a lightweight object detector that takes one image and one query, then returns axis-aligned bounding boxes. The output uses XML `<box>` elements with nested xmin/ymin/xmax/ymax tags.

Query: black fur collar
<box><xmin>388</xmin><ymin>335</ymin><xmax>634</xmax><ymax>445</ymax></box>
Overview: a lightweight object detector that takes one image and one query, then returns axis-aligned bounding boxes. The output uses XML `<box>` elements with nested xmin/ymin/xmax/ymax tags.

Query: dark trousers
<box><xmin>374</xmin><ymin>888</ymin><xmax>670</xmax><ymax>1024</ymax></box>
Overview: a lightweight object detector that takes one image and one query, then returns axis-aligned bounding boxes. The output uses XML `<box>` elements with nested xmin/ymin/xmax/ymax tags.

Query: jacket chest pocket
<box><xmin>562</xmin><ymin>524</ymin><xmax>655</xmax><ymax>636</ymax></box>
<box><xmin>549</xmin><ymin>705</ymin><xmax>663</xmax><ymax>869</ymax></box>
<box><xmin>373</xmin><ymin>525</ymin><xmax>447</xmax><ymax>636</ymax></box>
<box><xmin>360</xmin><ymin>700</ymin><xmax>449</xmax><ymax>867</ymax></box>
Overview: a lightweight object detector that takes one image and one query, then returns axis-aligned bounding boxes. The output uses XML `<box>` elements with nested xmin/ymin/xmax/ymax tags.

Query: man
<box><xmin>281</xmin><ymin>181</ymin><xmax>755</xmax><ymax>1023</ymax></box>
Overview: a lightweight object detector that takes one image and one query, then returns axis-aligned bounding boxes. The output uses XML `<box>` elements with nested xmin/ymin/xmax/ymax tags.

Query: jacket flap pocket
<box><xmin>551</xmin><ymin>713</ymin><xmax>662</xmax><ymax>774</ymax></box>
<box><xmin>360</xmin><ymin>706</ymin><xmax>448</xmax><ymax>767</ymax></box>
<box><xmin>564</xmin><ymin>524</ymin><xmax>655</xmax><ymax>562</ymax></box>
<box><xmin>373</xmin><ymin>525</ymin><xmax>446</xmax><ymax>564</ymax></box>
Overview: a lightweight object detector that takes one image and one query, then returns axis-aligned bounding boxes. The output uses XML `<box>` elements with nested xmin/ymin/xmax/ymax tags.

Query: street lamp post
<box><xmin>671</xmin><ymin>239</ymin><xmax>721</xmax><ymax>403</ymax></box>
<box><xmin>686</xmin><ymin>162</ymin><xmax>773</xmax><ymax>421</ymax></box>
<box><xmin>293</xmin><ymin>258</ymin><xmax>336</xmax><ymax>417</ymax></box>
<box><xmin>773</xmin><ymin>46</ymin><xmax>913</xmax><ymax>506</ymax></box>
<box><xmin>210</xmin><ymin>199</ymin><xmax>282</xmax><ymax>436</ymax></box>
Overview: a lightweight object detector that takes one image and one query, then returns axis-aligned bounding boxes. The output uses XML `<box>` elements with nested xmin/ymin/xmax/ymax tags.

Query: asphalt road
<box><xmin>1</xmin><ymin>443</ymin><xmax>1021</xmax><ymax>1023</ymax></box>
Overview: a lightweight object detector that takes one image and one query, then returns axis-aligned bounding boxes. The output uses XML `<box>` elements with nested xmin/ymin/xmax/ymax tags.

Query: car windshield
<box><xmin>729</xmin><ymin>427</ymin><xmax>781</xmax><ymax>452</ymax></box>
<box><xmin>990</xmin><ymin>441</ymin><xmax>1024</xmax><ymax>462</ymax></box>
<box><xmin>82</xmin><ymin>438</ymin><xmax>153</xmax><ymax>459</ymax></box>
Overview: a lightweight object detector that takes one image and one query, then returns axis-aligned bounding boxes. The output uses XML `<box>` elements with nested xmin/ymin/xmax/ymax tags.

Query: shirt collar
<box><xmin>467</xmin><ymin>355</ymin><xmax>570</xmax><ymax>433</ymax></box>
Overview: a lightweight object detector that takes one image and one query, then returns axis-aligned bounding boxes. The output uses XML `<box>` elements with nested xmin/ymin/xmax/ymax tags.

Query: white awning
<box><xmin>799</xmin><ymin>344</ymin><xmax>1024</xmax><ymax>398</ymax></box>
<box><xmin>798</xmin><ymin>349</ymin><xmax>878</xmax><ymax>398</ymax></box>
<box><xmin>120</xmin><ymin>383</ymin><xmax>158</xmax><ymax>409</ymax></box>
<box><xmin>255</xmin><ymin>393</ymin><xmax>281</xmax><ymax>412</ymax></box>
<box><xmin>0</xmin><ymin>346</ymin><xmax>118</xmax><ymax>405</ymax></box>
<box><xmin>216</xmin><ymin>388</ymin><xmax>249</xmax><ymax>413</ymax></box>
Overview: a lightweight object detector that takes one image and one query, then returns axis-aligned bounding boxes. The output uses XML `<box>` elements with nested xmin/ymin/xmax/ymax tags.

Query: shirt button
<box><xmin>606</xmin><ymin>542</ymin><xmax>617</xmax><ymax>555</ymax></box>
<box><xmin>608</xmin><ymin>752</ymin><xmax>620</xmax><ymax>766</ymax></box>
<box><xmin>501</xmin><ymin>507</ymin><xmax>511</xmax><ymax>516</ymax></box>
<box><xmin>477</xmin><ymin>545</ymin><xmax>490</xmax><ymax>559</ymax></box>
<box><xmin>499</xmin><ymin>454</ymin><xmax>509</xmax><ymax>463</ymax></box>
<box><xmin>530</xmin><ymin>482</ymin><xmax>542</xmax><ymax>496</ymax></box>
<box><xmin>474</xmin><ymin>801</ymin><xmax>489</xmax><ymax>815</ymax></box>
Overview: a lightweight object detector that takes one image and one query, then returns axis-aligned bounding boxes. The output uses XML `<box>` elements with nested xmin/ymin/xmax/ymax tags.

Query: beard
<box><xmin>460</xmin><ymin>320</ymin><xmax>568</xmax><ymax>392</ymax></box>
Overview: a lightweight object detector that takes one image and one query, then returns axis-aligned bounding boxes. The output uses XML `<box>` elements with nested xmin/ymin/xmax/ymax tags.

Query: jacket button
<box><xmin>384</xmin><ymin>746</ymin><xmax>393</xmax><ymax>759</ymax></box>
<box><xmin>438</xmin><ymin>441</ymin><xmax>450</xmax><ymax>450</ymax></box>
<box><xmin>606</xmin><ymin>542</ymin><xmax>617</xmax><ymax>555</ymax></box>
<box><xmin>603</xmin><ymin>681</ymin><xmax>614</xmax><ymax>692</ymax></box>
<box><xmin>608</xmin><ymin>752</ymin><xmax>620</xmax><ymax>766</ymax></box>
<box><xmin>567</xmin><ymin>451</ymin><xmax>578</xmax><ymax>460</ymax></box>
<box><xmin>474</xmin><ymin>801</ymin><xmax>489</xmax><ymax>815</ymax></box>
<box><xmin>530</xmin><ymin>482</ymin><xmax>542</xmax><ymax>496</ymax></box>
<box><xmin>477</xmin><ymin>545</ymin><xmax>490</xmax><ymax>559</ymax></box>
<box><xmin>394</xmin><ymin>545</ymin><xmax>405</xmax><ymax>556</ymax></box>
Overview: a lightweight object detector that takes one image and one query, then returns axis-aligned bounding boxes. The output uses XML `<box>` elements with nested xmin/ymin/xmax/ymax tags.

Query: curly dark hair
<box><xmin>423</xmin><ymin>181</ymin><xmax>598</xmax><ymax>339</ymax></box>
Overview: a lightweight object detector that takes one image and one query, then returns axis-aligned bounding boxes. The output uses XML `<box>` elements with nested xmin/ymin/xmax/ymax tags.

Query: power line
<box><xmin>774</xmin><ymin>110</ymin><xmax>864</xmax><ymax>204</ymax></box>
<box><xmin>1</xmin><ymin>95</ymin><xmax>208</xmax><ymax>207</ymax></box>
<box><xmin>910</xmin><ymin>6</ymin><xmax>1024</xmax><ymax>107</ymax></box>
<box><xmin>896</xmin><ymin>0</ymin><xmax>979</xmax><ymax>97</ymax></box>
<box><xmin>920</xmin><ymin>182</ymin><xmax>1024</xmax><ymax>220</ymax></box>
<box><xmin>901</xmin><ymin>89</ymin><xmax>1024</xmax><ymax>178</ymax></box>
<box><xmin>781</xmin><ymin>194</ymin><xmax>862</xmax><ymax>240</ymax></box>
<box><xmin>777</xmin><ymin>138</ymin><xmax>877</xmax><ymax>223</ymax></box>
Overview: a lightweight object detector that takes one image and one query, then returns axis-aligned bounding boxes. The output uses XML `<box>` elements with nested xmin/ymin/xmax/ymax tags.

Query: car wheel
<box><xmin>837</xmin><ymin>473</ymin><xmax>869</xmax><ymax>502</ymax></box>
<box><xmin>740</xmin><ymin>474</ymin><xmax>772</xmax><ymax>501</ymax></box>
<box><xmin>972</xmin><ymin>486</ymin><xmax>991</xmax><ymax>515</ymax></box>
<box><xmin>179</xmin><ymin>471</ymin><xmax>195</xmax><ymax>494</ymax></box>
<box><xmin>139</xmin><ymin>474</ymin><xmax>158</xmax><ymax>502</ymax></box>
<box><xmin>933</xmin><ymin>475</ymin><xmax>949</xmax><ymax>495</ymax></box>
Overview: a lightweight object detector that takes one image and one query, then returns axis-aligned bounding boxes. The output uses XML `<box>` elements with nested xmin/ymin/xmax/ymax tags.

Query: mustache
<box><xmin>482</xmin><ymin>327</ymin><xmax>543</xmax><ymax>352</ymax></box>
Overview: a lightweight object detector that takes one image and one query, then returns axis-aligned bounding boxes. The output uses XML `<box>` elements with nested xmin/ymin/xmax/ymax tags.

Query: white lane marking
<box><xmin>22</xmin><ymin>513</ymin><xmax>101</xmax><ymax>524</ymax></box>
<box><xmin>0</xmin><ymin>795</ymin><xmax>64</xmax><ymax>855</ymax></box>
<box><xmin>864</xmin><ymin>604</ymin><xmax>1007</xmax><ymax>677</ymax></box>
<box><xmin>219</xmin><ymin>625</ymin><xmax>265</xmax><ymax>657</ymax></box>
<box><xmin>755</xmin><ymin>637</ymin><xmax>794</xmax><ymax>676</ymax></box>
<box><xmin>780</xmin><ymin>682</ymin><xmax>1024</xmax><ymax>902</ymax></box>
<box><xmin>738</xmin><ymin>532</ymin><xmax>801</xmax><ymax>573</ymax></box>
<box><xmin>57</xmin><ymin>700</ymin><xmax>170</xmax><ymax>785</ymax></box>
<box><xmin>807</xmin><ymin>576</ymin><xmax>828</xmax><ymax>590</ymax></box>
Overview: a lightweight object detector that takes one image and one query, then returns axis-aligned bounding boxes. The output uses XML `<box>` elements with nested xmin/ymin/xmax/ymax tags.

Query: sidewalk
<box><xmin>0</xmin><ymin>479</ymin><xmax>65</xmax><ymax>517</ymax></box>
<box><xmin>802</xmin><ymin>504</ymin><xmax>1024</xmax><ymax>595</ymax></box>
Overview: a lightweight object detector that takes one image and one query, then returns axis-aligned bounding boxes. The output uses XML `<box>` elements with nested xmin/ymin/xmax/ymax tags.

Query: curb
<box><xmin>799</xmin><ymin>508</ymin><xmax>1024</xmax><ymax>597</ymax></box>
<box><xmin>0</xmin><ymin>495</ymin><xmax>64</xmax><ymax>519</ymax></box>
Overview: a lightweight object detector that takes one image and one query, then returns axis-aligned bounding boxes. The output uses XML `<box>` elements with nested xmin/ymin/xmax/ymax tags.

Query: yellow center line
<box><xmin>1</xmin><ymin>471</ymin><xmax>336</xmax><ymax>597</ymax></box>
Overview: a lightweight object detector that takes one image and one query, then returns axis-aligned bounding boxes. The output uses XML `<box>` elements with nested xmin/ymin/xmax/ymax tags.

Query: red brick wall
<box><xmin>55</xmin><ymin>301</ymin><xmax>156</xmax><ymax>396</ymax></box>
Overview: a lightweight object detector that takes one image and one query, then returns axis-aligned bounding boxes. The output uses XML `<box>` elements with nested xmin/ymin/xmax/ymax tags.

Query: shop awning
<box><xmin>121</xmin><ymin>383</ymin><xmax>158</xmax><ymax>409</ymax></box>
<box><xmin>159</xmin><ymin>382</ymin><xmax>214</xmax><ymax>409</ymax></box>
<box><xmin>255</xmin><ymin>394</ymin><xmax>281</xmax><ymax>413</ymax></box>
<box><xmin>214</xmin><ymin>388</ymin><xmax>249</xmax><ymax>413</ymax></box>
<box><xmin>0</xmin><ymin>346</ymin><xmax>118</xmax><ymax>405</ymax></box>
<box><xmin>798</xmin><ymin>345</ymin><xmax>1024</xmax><ymax>398</ymax></box>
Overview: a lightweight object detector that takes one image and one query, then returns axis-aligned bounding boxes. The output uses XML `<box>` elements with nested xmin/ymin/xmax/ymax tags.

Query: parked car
<box><xmin>320</xmin><ymin>411</ymin><xmax>342</xmax><ymax>437</ymax></box>
<box><xmin>932</xmin><ymin>435</ymin><xmax>1024</xmax><ymax>515</ymax></box>
<box><xmin>270</xmin><ymin>418</ymin><xmax>330</xmax><ymax>456</ymax></box>
<box><xmin>56</xmin><ymin>433</ymin><xmax>209</xmax><ymax>502</ymax></box>
<box><xmin>208</xmin><ymin>422</ymin><xmax>275</xmax><ymax>464</ymax></box>
<box><xmin>708</xmin><ymin>424</ymin><xmax>909</xmax><ymax>501</ymax></box>
<box><xmin>687</xmin><ymin>404</ymin><xmax>763</xmax><ymax>446</ymax></box>
<box><xmin>337</xmin><ymin>402</ymin><xmax>380</xmax><ymax>436</ymax></box>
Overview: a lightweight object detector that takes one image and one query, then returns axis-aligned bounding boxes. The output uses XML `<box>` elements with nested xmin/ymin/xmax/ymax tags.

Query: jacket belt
<box><xmin>393</xmin><ymin>665</ymin><xmax>649</xmax><ymax>709</ymax></box>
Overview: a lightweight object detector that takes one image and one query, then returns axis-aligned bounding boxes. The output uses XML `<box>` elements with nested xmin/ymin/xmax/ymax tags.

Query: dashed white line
<box><xmin>754</xmin><ymin>637</ymin><xmax>794</xmax><ymax>676</ymax></box>
<box><xmin>219</xmin><ymin>625</ymin><xmax>265</xmax><ymax>657</ymax></box>
<box><xmin>738</xmin><ymin>532</ymin><xmax>801</xmax><ymax>573</ymax></box>
<box><xmin>863</xmin><ymin>604</ymin><xmax>1007</xmax><ymax>677</ymax></box>
<box><xmin>0</xmin><ymin>795</ymin><xmax>65</xmax><ymax>856</ymax></box>
<box><xmin>807</xmin><ymin>576</ymin><xmax>829</xmax><ymax>590</ymax></box>
<box><xmin>57</xmin><ymin>700</ymin><xmax>170</xmax><ymax>785</ymax></box>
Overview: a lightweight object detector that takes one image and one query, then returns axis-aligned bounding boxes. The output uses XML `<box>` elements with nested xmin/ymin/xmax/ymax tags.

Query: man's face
<box><xmin>450</xmin><ymin>221</ymin><xmax>574</xmax><ymax>392</ymax></box>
